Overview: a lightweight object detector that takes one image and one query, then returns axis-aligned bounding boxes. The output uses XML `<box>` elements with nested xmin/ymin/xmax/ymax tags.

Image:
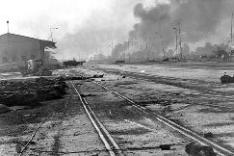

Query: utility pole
<box><xmin>6</xmin><ymin>21</ymin><xmax>9</xmax><ymax>33</ymax></box>
<box><xmin>160</xmin><ymin>35</ymin><xmax>165</xmax><ymax>59</ymax></box>
<box><xmin>128</xmin><ymin>53</ymin><xmax>131</xmax><ymax>63</ymax></box>
<box><xmin>123</xmin><ymin>49</ymin><xmax>126</xmax><ymax>62</ymax></box>
<box><xmin>45</xmin><ymin>27</ymin><xmax>58</xmax><ymax>66</ymax></box>
<box><xmin>173</xmin><ymin>22</ymin><xmax>183</xmax><ymax>60</ymax></box>
<box><xmin>50</xmin><ymin>27</ymin><xmax>59</xmax><ymax>42</ymax></box>
<box><xmin>173</xmin><ymin>27</ymin><xmax>178</xmax><ymax>56</ymax></box>
<box><xmin>231</xmin><ymin>12</ymin><xmax>233</xmax><ymax>44</ymax></box>
<box><xmin>146</xmin><ymin>37</ymin><xmax>150</xmax><ymax>61</ymax></box>
<box><xmin>178</xmin><ymin>22</ymin><xmax>183</xmax><ymax>60</ymax></box>
<box><xmin>127</xmin><ymin>39</ymin><xmax>130</xmax><ymax>63</ymax></box>
<box><xmin>228</xmin><ymin>12</ymin><xmax>234</xmax><ymax>62</ymax></box>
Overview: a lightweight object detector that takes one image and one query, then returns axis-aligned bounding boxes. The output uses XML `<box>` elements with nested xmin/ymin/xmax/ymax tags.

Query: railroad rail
<box><xmin>121</xmin><ymin>76</ymin><xmax>234</xmax><ymax>110</ymax></box>
<box><xmin>19</xmin><ymin>81</ymin><xmax>123</xmax><ymax>156</ymax></box>
<box><xmin>92</xmin><ymin>81</ymin><xmax>234</xmax><ymax>156</ymax></box>
<box><xmin>71</xmin><ymin>82</ymin><xmax>124</xmax><ymax>156</ymax></box>
<box><xmin>19</xmin><ymin>112</ymin><xmax>54</xmax><ymax>156</ymax></box>
<box><xmin>94</xmin><ymin>67</ymin><xmax>223</xmax><ymax>94</ymax></box>
<box><xmin>96</xmin><ymin>67</ymin><xmax>217</xmax><ymax>84</ymax></box>
<box><xmin>93</xmin><ymin>67</ymin><xmax>234</xmax><ymax>110</ymax></box>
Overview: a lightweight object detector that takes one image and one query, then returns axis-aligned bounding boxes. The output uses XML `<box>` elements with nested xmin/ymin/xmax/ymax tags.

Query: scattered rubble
<box><xmin>60</xmin><ymin>74</ymin><xmax>104</xmax><ymax>81</ymax></box>
<box><xmin>0</xmin><ymin>104</ymin><xmax>11</xmax><ymax>114</ymax></box>
<box><xmin>0</xmin><ymin>77</ymin><xmax>67</xmax><ymax>108</ymax></box>
<box><xmin>159</xmin><ymin>144</ymin><xmax>172</xmax><ymax>150</ymax></box>
<box><xmin>220</xmin><ymin>74</ymin><xmax>234</xmax><ymax>83</ymax></box>
<box><xmin>203</xmin><ymin>132</ymin><xmax>214</xmax><ymax>138</ymax></box>
<box><xmin>80</xmin><ymin>93</ymin><xmax>97</xmax><ymax>98</ymax></box>
<box><xmin>33</xmin><ymin>68</ymin><xmax>53</xmax><ymax>76</ymax></box>
<box><xmin>185</xmin><ymin>142</ymin><xmax>217</xmax><ymax>156</ymax></box>
<box><xmin>0</xmin><ymin>73</ymin><xmax>105</xmax><ymax>111</ymax></box>
<box><xmin>93</xmin><ymin>74</ymin><xmax>104</xmax><ymax>78</ymax></box>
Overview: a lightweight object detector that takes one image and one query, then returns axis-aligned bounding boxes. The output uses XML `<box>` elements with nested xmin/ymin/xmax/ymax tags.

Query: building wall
<box><xmin>0</xmin><ymin>34</ymin><xmax>42</xmax><ymax>67</ymax></box>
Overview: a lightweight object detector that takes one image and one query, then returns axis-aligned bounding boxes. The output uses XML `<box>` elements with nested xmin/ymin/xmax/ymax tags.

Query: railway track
<box><xmin>92</xmin><ymin>81</ymin><xmax>234</xmax><ymax>156</ymax></box>
<box><xmin>17</xmin><ymin>72</ymin><xmax>233</xmax><ymax>156</ymax></box>
<box><xmin>94</xmin><ymin>67</ymin><xmax>223</xmax><ymax>94</ymax></box>
<box><xmin>18</xmin><ymin>112</ymin><xmax>55</xmax><ymax>156</ymax></box>
<box><xmin>125</xmin><ymin>77</ymin><xmax>234</xmax><ymax>110</ymax></box>
<box><xmin>93</xmin><ymin>67</ymin><xmax>234</xmax><ymax>110</ymax></box>
<box><xmin>71</xmin><ymin>82</ymin><xmax>124</xmax><ymax>156</ymax></box>
<box><xmin>19</xmin><ymin>124</ymin><xmax>44</xmax><ymax>156</ymax></box>
<box><xmin>18</xmin><ymin>81</ymin><xmax>122</xmax><ymax>156</ymax></box>
<box><xmin>97</xmin><ymin>67</ymin><xmax>217</xmax><ymax>84</ymax></box>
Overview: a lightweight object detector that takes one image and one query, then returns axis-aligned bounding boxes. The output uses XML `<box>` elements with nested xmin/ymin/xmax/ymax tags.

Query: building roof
<box><xmin>0</xmin><ymin>33</ymin><xmax>56</xmax><ymax>48</ymax></box>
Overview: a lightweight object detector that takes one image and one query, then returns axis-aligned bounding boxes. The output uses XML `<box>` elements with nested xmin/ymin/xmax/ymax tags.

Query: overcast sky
<box><xmin>0</xmin><ymin>0</ymin><xmax>159</xmax><ymax>60</ymax></box>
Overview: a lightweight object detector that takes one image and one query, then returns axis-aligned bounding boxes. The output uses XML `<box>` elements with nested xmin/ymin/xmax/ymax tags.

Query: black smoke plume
<box><xmin>110</xmin><ymin>0</ymin><xmax>234</xmax><ymax>62</ymax></box>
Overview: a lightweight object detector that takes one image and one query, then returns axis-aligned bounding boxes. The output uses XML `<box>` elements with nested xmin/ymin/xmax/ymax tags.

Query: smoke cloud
<box><xmin>109</xmin><ymin>0</ymin><xmax>234</xmax><ymax>62</ymax></box>
<box><xmin>56</xmin><ymin>0</ymin><xmax>145</xmax><ymax>60</ymax></box>
<box><xmin>0</xmin><ymin>0</ymin><xmax>148</xmax><ymax>61</ymax></box>
<box><xmin>2</xmin><ymin>0</ymin><xmax>233</xmax><ymax>61</ymax></box>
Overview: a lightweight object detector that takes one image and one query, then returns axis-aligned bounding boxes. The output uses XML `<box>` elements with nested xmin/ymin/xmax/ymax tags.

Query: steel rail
<box><xmin>93</xmin><ymin>81</ymin><xmax>234</xmax><ymax>156</ymax></box>
<box><xmin>96</xmin><ymin>67</ymin><xmax>218</xmax><ymax>84</ymax></box>
<box><xmin>19</xmin><ymin>112</ymin><xmax>54</xmax><ymax>156</ymax></box>
<box><xmin>92</xmin><ymin>67</ymin><xmax>234</xmax><ymax>110</ymax></box>
<box><xmin>126</xmin><ymin>75</ymin><xmax>234</xmax><ymax>110</ymax></box>
<box><xmin>71</xmin><ymin>82</ymin><xmax>124</xmax><ymax>156</ymax></box>
<box><xmin>94</xmin><ymin>67</ymin><xmax>221</xmax><ymax>94</ymax></box>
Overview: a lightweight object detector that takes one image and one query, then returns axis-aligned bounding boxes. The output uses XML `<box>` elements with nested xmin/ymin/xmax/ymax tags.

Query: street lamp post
<box><xmin>6</xmin><ymin>21</ymin><xmax>9</xmax><ymax>33</ymax></box>
<box><xmin>50</xmin><ymin>27</ymin><xmax>59</xmax><ymax>42</ymax></box>
<box><xmin>45</xmin><ymin>27</ymin><xmax>58</xmax><ymax>67</ymax></box>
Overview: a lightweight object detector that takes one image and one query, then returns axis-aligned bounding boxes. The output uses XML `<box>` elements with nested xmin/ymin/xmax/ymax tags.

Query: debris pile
<box><xmin>220</xmin><ymin>74</ymin><xmax>234</xmax><ymax>83</ymax></box>
<box><xmin>0</xmin><ymin>72</ymin><xmax>104</xmax><ymax>112</ymax></box>
<box><xmin>220</xmin><ymin>72</ymin><xmax>234</xmax><ymax>83</ymax></box>
<box><xmin>33</xmin><ymin>68</ymin><xmax>53</xmax><ymax>76</ymax></box>
<box><xmin>185</xmin><ymin>142</ymin><xmax>217</xmax><ymax>156</ymax></box>
<box><xmin>61</xmin><ymin>74</ymin><xmax>104</xmax><ymax>81</ymax></box>
<box><xmin>0</xmin><ymin>77</ymin><xmax>67</xmax><ymax>107</ymax></box>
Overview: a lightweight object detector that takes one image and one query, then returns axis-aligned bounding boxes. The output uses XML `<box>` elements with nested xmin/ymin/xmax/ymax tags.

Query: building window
<box><xmin>2</xmin><ymin>57</ymin><xmax>8</xmax><ymax>63</ymax></box>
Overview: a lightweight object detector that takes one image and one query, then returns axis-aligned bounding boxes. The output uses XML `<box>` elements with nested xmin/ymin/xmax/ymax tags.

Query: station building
<box><xmin>0</xmin><ymin>33</ymin><xmax>56</xmax><ymax>71</ymax></box>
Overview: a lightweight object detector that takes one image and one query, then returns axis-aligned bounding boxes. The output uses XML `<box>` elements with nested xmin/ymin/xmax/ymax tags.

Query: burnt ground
<box><xmin>1</xmin><ymin>65</ymin><xmax>233</xmax><ymax>156</ymax></box>
<box><xmin>93</xmin><ymin>64</ymin><xmax>234</xmax><ymax>152</ymax></box>
<box><xmin>78</xmin><ymin>80</ymin><xmax>189</xmax><ymax>156</ymax></box>
<box><xmin>0</xmin><ymin>73</ymin><xmax>107</xmax><ymax>155</ymax></box>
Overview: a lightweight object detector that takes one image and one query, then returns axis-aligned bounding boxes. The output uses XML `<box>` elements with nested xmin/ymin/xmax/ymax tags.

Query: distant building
<box><xmin>0</xmin><ymin>33</ymin><xmax>56</xmax><ymax>71</ymax></box>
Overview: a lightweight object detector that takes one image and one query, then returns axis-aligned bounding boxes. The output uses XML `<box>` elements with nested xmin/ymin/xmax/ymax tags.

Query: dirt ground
<box><xmin>96</xmin><ymin>63</ymin><xmax>234</xmax><ymax>82</ymax></box>
<box><xmin>0</xmin><ymin>72</ymin><xmax>107</xmax><ymax>155</ymax></box>
<box><xmin>78</xmin><ymin>80</ymin><xmax>189</xmax><ymax>156</ymax></box>
<box><xmin>93</xmin><ymin>63</ymin><xmax>234</xmax><ymax>152</ymax></box>
<box><xmin>1</xmin><ymin>64</ymin><xmax>233</xmax><ymax>156</ymax></box>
